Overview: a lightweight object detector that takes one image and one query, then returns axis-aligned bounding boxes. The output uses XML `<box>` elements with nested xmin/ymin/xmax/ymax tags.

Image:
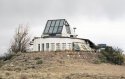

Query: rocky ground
<box><xmin>0</xmin><ymin>52</ymin><xmax>125</xmax><ymax>79</ymax></box>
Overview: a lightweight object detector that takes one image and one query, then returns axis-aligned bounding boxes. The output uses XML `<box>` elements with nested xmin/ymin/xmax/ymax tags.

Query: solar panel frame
<box><xmin>43</xmin><ymin>19</ymin><xmax>71</xmax><ymax>35</ymax></box>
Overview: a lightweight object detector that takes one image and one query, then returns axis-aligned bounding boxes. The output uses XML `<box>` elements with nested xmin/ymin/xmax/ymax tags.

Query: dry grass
<box><xmin>0</xmin><ymin>52</ymin><xmax>125</xmax><ymax>79</ymax></box>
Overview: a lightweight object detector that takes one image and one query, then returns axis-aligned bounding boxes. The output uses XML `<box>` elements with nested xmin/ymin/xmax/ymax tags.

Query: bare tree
<box><xmin>10</xmin><ymin>24</ymin><xmax>30</xmax><ymax>53</ymax></box>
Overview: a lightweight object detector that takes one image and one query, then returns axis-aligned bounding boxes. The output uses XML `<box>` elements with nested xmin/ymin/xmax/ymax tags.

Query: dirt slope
<box><xmin>0</xmin><ymin>52</ymin><xmax>125</xmax><ymax>79</ymax></box>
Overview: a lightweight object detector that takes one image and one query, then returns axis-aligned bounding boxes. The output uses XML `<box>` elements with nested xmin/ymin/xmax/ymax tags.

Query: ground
<box><xmin>0</xmin><ymin>52</ymin><xmax>125</xmax><ymax>79</ymax></box>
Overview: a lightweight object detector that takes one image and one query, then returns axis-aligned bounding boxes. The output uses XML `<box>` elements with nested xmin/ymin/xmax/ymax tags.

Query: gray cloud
<box><xmin>0</xmin><ymin>0</ymin><xmax>125</xmax><ymax>55</ymax></box>
<box><xmin>1</xmin><ymin>0</ymin><xmax>125</xmax><ymax>19</ymax></box>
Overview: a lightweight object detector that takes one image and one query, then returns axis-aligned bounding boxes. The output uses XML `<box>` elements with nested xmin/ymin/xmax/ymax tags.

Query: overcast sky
<box><xmin>0</xmin><ymin>0</ymin><xmax>125</xmax><ymax>55</ymax></box>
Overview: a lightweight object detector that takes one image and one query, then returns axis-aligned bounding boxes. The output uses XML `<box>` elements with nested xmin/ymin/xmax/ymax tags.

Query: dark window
<box><xmin>42</xmin><ymin>44</ymin><xmax>44</xmax><ymax>51</ymax></box>
<box><xmin>38</xmin><ymin>44</ymin><xmax>40</xmax><ymax>51</ymax></box>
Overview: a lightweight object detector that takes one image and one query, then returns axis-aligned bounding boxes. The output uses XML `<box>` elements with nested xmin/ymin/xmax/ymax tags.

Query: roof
<box><xmin>43</xmin><ymin>19</ymin><xmax>71</xmax><ymax>34</ymax></box>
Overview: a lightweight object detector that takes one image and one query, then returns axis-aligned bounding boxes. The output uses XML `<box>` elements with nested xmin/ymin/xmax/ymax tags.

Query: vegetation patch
<box><xmin>99</xmin><ymin>47</ymin><xmax>124</xmax><ymax>65</ymax></box>
<box><xmin>0</xmin><ymin>52</ymin><xmax>15</xmax><ymax>61</ymax></box>
<box><xmin>36</xmin><ymin>59</ymin><xmax>43</xmax><ymax>64</ymax></box>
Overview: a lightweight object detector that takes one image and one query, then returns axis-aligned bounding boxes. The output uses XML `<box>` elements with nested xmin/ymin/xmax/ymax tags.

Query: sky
<box><xmin>0</xmin><ymin>0</ymin><xmax>125</xmax><ymax>55</ymax></box>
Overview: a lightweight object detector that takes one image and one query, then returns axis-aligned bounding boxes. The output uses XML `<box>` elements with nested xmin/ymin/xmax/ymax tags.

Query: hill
<box><xmin>0</xmin><ymin>51</ymin><xmax>125</xmax><ymax>79</ymax></box>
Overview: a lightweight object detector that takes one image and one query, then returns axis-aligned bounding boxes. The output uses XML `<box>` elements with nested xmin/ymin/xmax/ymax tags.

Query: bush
<box><xmin>99</xmin><ymin>47</ymin><xmax>124</xmax><ymax>65</ymax></box>
<box><xmin>0</xmin><ymin>52</ymin><xmax>15</xmax><ymax>61</ymax></box>
<box><xmin>3</xmin><ymin>52</ymin><xmax>14</xmax><ymax>61</ymax></box>
<box><xmin>98</xmin><ymin>54</ymin><xmax>107</xmax><ymax>63</ymax></box>
<box><xmin>36</xmin><ymin>60</ymin><xmax>43</xmax><ymax>64</ymax></box>
<box><xmin>0</xmin><ymin>56</ymin><xmax>4</xmax><ymax>60</ymax></box>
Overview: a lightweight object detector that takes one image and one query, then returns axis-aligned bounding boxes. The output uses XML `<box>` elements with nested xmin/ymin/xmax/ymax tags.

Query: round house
<box><xmin>31</xmin><ymin>19</ymin><xmax>96</xmax><ymax>52</ymax></box>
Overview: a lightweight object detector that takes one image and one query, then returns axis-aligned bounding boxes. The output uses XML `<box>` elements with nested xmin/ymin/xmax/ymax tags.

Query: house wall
<box><xmin>33</xmin><ymin>37</ymin><xmax>92</xmax><ymax>52</ymax></box>
<box><xmin>61</xmin><ymin>25</ymin><xmax>70</xmax><ymax>37</ymax></box>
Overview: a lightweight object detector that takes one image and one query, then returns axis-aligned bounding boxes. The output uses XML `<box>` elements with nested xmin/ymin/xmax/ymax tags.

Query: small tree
<box><xmin>10</xmin><ymin>24</ymin><xmax>30</xmax><ymax>53</ymax></box>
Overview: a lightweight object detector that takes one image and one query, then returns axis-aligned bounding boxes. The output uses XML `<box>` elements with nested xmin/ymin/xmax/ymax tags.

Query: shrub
<box><xmin>98</xmin><ymin>53</ymin><xmax>107</xmax><ymax>63</ymax></box>
<box><xmin>0</xmin><ymin>52</ymin><xmax>15</xmax><ymax>61</ymax></box>
<box><xmin>0</xmin><ymin>56</ymin><xmax>4</xmax><ymax>60</ymax></box>
<box><xmin>36</xmin><ymin>60</ymin><xmax>43</xmax><ymax>64</ymax></box>
<box><xmin>99</xmin><ymin>47</ymin><xmax>124</xmax><ymax>65</ymax></box>
<box><xmin>3</xmin><ymin>52</ymin><xmax>15</xmax><ymax>61</ymax></box>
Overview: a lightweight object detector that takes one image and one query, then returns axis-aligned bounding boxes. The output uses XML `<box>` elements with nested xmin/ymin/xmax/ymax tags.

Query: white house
<box><xmin>30</xmin><ymin>19</ymin><xmax>96</xmax><ymax>52</ymax></box>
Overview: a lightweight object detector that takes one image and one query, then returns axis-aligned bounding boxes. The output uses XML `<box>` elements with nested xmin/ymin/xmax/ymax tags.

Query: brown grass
<box><xmin>0</xmin><ymin>52</ymin><xmax>125</xmax><ymax>79</ymax></box>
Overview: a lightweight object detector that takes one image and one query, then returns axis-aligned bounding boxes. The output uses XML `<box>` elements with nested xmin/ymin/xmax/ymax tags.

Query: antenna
<box><xmin>73</xmin><ymin>27</ymin><xmax>76</xmax><ymax>33</ymax></box>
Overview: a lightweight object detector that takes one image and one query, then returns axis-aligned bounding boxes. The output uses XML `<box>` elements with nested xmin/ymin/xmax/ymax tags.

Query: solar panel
<box><xmin>44</xmin><ymin>20</ymin><xmax>51</xmax><ymax>33</ymax></box>
<box><xmin>51</xmin><ymin>20</ymin><xmax>56</xmax><ymax>26</ymax></box>
<box><xmin>43</xmin><ymin>19</ymin><xmax>71</xmax><ymax>35</ymax></box>
<box><xmin>48</xmin><ymin>20</ymin><xmax>56</xmax><ymax>34</ymax></box>
<box><xmin>57</xmin><ymin>26</ymin><xmax>63</xmax><ymax>33</ymax></box>
<box><xmin>53</xmin><ymin>20</ymin><xmax>60</xmax><ymax>33</ymax></box>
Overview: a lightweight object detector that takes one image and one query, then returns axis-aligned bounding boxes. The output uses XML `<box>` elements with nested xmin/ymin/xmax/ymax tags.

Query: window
<box><xmin>73</xmin><ymin>43</ymin><xmax>80</xmax><ymax>51</ymax></box>
<box><xmin>38</xmin><ymin>44</ymin><xmax>40</xmax><ymax>51</ymax></box>
<box><xmin>41</xmin><ymin>43</ymin><xmax>44</xmax><ymax>51</ymax></box>
<box><xmin>46</xmin><ymin>43</ymin><xmax>49</xmax><ymax>51</ymax></box>
<box><xmin>67</xmin><ymin>43</ymin><xmax>72</xmax><ymax>50</ymax></box>
<box><xmin>51</xmin><ymin>43</ymin><xmax>55</xmax><ymax>51</ymax></box>
<box><xmin>62</xmin><ymin>43</ymin><xmax>66</xmax><ymax>51</ymax></box>
<box><xmin>56</xmin><ymin>43</ymin><xmax>60</xmax><ymax>51</ymax></box>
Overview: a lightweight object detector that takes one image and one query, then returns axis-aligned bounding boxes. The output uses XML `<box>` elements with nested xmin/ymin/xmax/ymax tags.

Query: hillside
<box><xmin>0</xmin><ymin>51</ymin><xmax>125</xmax><ymax>79</ymax></box>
